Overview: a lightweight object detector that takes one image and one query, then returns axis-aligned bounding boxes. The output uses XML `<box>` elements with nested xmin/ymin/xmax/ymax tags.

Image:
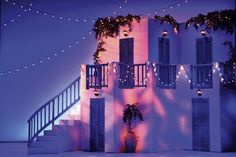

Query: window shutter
<box><xmin>196</xmin><ymin>38</ymin><xmax>205</xmax><ymax>64</ymax></box>
<box><xmin>158</xmin><ymin>38</ymin><xmax>164</xmax><ymax>63</ymax></box>
<box><xmin>196</xmin><ymin>37</ymin><xmax>212</xmax><ymax>64</ymax></box>
<box><xmin>164</xmin><ymin>39</ymin><xmax>170</xmax><ymax>64</ymax></box>
<box><xmin>119</xmin><ymin>38</ymin><xmax>134</xmax><ymax>88</ymax></box>
<box><xmin>205</xmin><ymin>37</ymin><xmax>212</xmax><ymax>63</ymax></box>
<box><xmin>158</xmin><ymin>38</ymin><xmax>170</xmax><ymax>64</ymax></box>
<box><xmin>128</xmin><ymin>38</ymin><xmax>134</xmax><ymax>65</ymax></box>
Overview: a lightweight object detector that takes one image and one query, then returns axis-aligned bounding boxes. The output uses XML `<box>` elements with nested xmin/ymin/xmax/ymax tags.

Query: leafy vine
<box><xmin>154</xmin><ymin>15</ymin><xmax>179</xmax><ymax>31</ymax></box>
<box><xmin>185</xmin><ymin>9</ymin><xmax>236</xmax><ymax>34</ymax></box>
<box><xmin>92</xmin><ymin>14</ymin><xmax>141</xmax><ymax>64</ymax></box>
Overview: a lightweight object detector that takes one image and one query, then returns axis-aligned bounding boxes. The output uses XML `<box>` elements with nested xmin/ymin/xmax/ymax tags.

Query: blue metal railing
<box><xmin>27</xmin><ymin>76</ymin><xmax>80</xmax><ymax>145</ymax></box>
<box><xmin>86</xmin><ymin>64</ymin><xmax>108</xmax><ymax>89</ymax></box>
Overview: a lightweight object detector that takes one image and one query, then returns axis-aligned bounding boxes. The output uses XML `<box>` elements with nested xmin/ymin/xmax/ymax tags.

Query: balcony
<box><xmin>190</xmin><ymin>64</ymin><xmax>213</xmax><ymax>89</ymax></box>
<box><xmin>85</xmin><ymin>62</ymin><xmax>231</xmax><ymax>90</ymax></box>
<box><xmin>156</xmin><ymin>64</ymin><xmax>176</xmax><ymax>89</ymax></box>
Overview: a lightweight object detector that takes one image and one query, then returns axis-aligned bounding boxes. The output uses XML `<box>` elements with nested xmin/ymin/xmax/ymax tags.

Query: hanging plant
<box><xmin>154</xmin><ymin>15</ymin><xmax>179</xmax><ymax>32</ymax></box>
<box><xmin>93</xmin><ymin>40</ymin><xmax>106</xmax><ymax>64</ymax></box>
<box><xmin>223</xmin><ymin>40</ymin><xmax>236</xmax><ymax>63</ymax></box>
<box><xmin>221</xmin><ymin>41</ymin><xmax>236</xmax><ymax>89</ymax></box>
<box><xmin>93</xmin><ymin>14</ymin><xmax>141</xmax><ymax>40</ymax></box>
<box><xmin>185</xmin><ymin>9</ymin><xmax>236</xmax><ymax>34</ymax></box>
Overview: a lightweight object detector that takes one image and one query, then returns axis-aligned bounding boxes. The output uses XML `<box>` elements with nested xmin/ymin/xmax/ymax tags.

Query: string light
<box><xmin>1</xmin><ymin>0</ymin><xmax>130</xmax><ymax>76</ymax></box>
<box><xmin>2</xmin><ymin>0</ymin><xmax>130</xmax><ymax>28</ymax></box>
<box><xmin>0</xmin><ymin>30</ymin><xmax>94</xmax><ymax>77</ymax></box>
<box><xmin>142</xmin><ymin>0</ymin><xmax>190</xmax><ymax>17</ymax></box>
<box><xmin>85</xmin><ymin>61</ymin><xmax>235</xmax><ymax>89</ymax></box>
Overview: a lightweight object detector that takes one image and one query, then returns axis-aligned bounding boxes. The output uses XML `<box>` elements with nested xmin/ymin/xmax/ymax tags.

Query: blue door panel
<box><xmin>90</xmin><ymin>98</ymin><xmax>105</xmax><ymax>152</ymax></box>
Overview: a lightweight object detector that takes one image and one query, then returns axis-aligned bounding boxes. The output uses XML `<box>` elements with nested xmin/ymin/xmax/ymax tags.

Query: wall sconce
<box><xmin>201</xmin><ymin>30</ymin><xmax>206</xmax><ymax>37</ymax></box>
<box><xmin>162</xmin><ymin>30</ymin><xmax>168</xmax><ymax>37</ymax></box>
<box><xmin>197</xmin><ymin>89</ymin><xmax>202</xmax><ymax>96</ymax></box>
<box><xmin>94</xmin><ymin>89</ymin><xmax>99</xmax><ymax>96</ymax></box>
<box><xmin>123</xmin><ymin>30</ymin><xmax>128</xmax><ymax>37</ymax></box>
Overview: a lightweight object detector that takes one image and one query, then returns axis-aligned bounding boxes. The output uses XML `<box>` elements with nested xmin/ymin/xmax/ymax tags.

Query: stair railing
<box><xmin>28</xmin><ymin>76</ymin><xmax>80</xmax><ymax>145</ymax></box>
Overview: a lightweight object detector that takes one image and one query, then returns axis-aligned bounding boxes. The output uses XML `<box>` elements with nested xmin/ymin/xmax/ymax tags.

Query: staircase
<box><xmin>27</xmin><ymin>77</ymin><xmax>81</xmax><ymax>154</ymax></box>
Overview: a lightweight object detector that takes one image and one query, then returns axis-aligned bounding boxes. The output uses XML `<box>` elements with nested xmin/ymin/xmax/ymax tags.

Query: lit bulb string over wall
<box><xmin>0</xmin><ymin>0</ymin><xmax>192</xmax><ymax>77</ymax></box>
<box><xmin>1</xmin><ymin>0</ymin><xmax>129</xmax><ymax>28</ymax></box>
<box><xmin>82</xmin><ymin>62</ymin><xmax>236</xmax><ymax>86</ymax></box>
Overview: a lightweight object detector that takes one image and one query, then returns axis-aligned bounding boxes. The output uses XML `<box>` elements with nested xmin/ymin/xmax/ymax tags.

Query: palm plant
<box><xmin>123</xmin><ymin>103</ymin><xmax>143</xmax><ymax>131</ymax></box>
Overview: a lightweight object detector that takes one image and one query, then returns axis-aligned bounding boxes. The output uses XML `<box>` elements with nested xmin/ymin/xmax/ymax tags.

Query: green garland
<box><xmin>92</xmin><ymin>9</ymin><xmax>235</xmax><ymax>64</ymax></box>
<box><xmin>154</xmin><ymin>15</ymin><xmax>179</xmax><ymax>31</ymax></box>
<box><xmin>185</xmin><ymin>9</ymin><xmax>236</xmax><ymax>34</ymax></box>
<box><xmin>93</xmin><ymin>14</ymin><xmax>141</xmax><ymax>40</ymax></box>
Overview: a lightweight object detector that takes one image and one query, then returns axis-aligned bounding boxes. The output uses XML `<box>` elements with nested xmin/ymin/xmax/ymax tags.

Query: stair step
<box><xmin>59</xmin><ymin>119</ymin><xmax>80</xmax><ymax>126</ymax></box>
<box><xmin>65</xmin><ymin>114</ymin><xmax>80</xmax><ymax>120</ymax></box>
<box><xmin>30</xmin><ymin>141</ymin><xmax>59</xmax><ymax>148</ymax></box>
<box><xmin>37</xmin><ymin>135</ymin><xmax>61</xmax><ymax>141</ymax></box>
<box><xmin>44</xmin><ymin>130</ymin><xmax>63</xmax><ymax>136</ymax></box>
<box><xmin>52</xmin><ymin>125</ymin><xmax>68</xmax><ymax>131</ymax></box>
<box><xmin>28</xmin><ymin>146</ymin><xmax>59</xmax><ymax>154</ymax></box>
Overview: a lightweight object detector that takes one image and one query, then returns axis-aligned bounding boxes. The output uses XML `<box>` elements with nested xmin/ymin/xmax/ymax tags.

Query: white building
<box><xmin>79</xmin><ymin>17</ymin><xmax>236</xmax><ymax>153</ymax></box>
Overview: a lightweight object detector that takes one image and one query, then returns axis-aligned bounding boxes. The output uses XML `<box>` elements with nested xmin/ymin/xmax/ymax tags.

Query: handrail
<box><xmin>28</xmin><ymin>76</ymin><xmax>81</xmax><ymax>145</ymax></box>
<box><xmin>190</xmin><ymin>64</ymin><xmax>213</xmax><ymax>88</ymax></box>
<box><xmin>86</xmin><ymin>64</ymin><xmax>108</xmax><ymax>89</ymax></box>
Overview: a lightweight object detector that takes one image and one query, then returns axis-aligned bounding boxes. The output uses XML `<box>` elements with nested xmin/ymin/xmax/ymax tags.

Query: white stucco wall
<box><xmin>79</xmin><ymin>17</ymin><xmax>235</xmax><ymax>152</ymax></box>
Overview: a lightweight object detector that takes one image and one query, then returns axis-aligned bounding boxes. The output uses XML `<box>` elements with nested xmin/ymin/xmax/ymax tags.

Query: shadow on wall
<box><xmin>111</xmin><ymin>85</ymin><xmax>191</xmax><ymax>152</ymax></box>
<box><xmin>220</xmin><ymin>85</ymin><xmax>236</xmax><ymax>152</ymax></box>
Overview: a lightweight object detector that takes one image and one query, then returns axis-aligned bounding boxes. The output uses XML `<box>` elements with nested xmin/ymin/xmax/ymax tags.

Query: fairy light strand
<box><xmin>2</xmin><ymin>0</ymin><xmax>130</xmax><ymax>28</ymax></box>
<box><xmin>0</xmin><ymin>0</ymin><xmax>129</xmax><ymax>75</ymax></box>
<box><xmin>0</xmin><ymin>30</ymin><xmax>93</xmax><ymax>77</ymax></box>
<box><xmin>82</xmin><ymin>61</ymin><xmax>236</xmax><ymax>88</ymax></box>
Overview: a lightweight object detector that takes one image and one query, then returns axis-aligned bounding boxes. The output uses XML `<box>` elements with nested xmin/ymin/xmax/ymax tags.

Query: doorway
<box><xmin>119</xmin><ymin>38</ymin><xmax>134</xmax><ymax>88</ymax></box>
<box><xmin>192</xmin><ymin>98</ymin><xmax>210</xmax><ymax>151</ymax></box>
<box><xmin>90</xmin><ymin>98</ymin><xmax>105</xmax><ymax>151</ymax></box>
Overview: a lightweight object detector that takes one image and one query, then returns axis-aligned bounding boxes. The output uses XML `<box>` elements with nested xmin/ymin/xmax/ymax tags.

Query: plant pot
<box><xmin>124</xmin><ymin>131</ymin><xmax>139</xmax><ymax>153</ymax></box>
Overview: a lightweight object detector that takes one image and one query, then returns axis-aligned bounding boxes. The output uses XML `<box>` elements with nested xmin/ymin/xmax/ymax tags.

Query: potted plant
<box><xmin>123</xmin><ymin>102</ymin><xmax>143</xmax><ymax>153</ymax></box>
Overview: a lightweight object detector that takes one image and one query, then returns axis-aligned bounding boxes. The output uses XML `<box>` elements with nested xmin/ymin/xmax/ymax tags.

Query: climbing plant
<box><xmin>185</xmin><ymin>9</ymin><xmax>236</xmax><ymax>34</ymax></box>
<box><xmin>92</xmin><ymin>9</ymin><xmax>235</xmax><ymax>64</ymax></box>
<box><xmin>93</xmin><ymin>14</ymin><xmax>141</xmax><ymax>40</ymax></box>
<box><xmin>92</xmin><ymin>14</ymin><xmax>141</xmax><ymax>64</ymax></box>
<box><xmin>154</xmin><ymin>15</ymin><xmax>179</xmax><ymax>31</ymax></box>
<box><xmin>93</xmin><ymin>40</ymin><xmax>106</xmax><ymax>64</ymax></box>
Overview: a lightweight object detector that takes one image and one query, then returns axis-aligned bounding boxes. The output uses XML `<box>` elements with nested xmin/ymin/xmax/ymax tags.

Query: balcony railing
<box><xmin>156</xmin><ymin>64</ymin><xmax>176</xmax><ymax>89</ymax></box>
<box><xmin>220</xmin><ymin>62</ymin><xmax>236</xmax><ymax>87</ymax></box>
<box><xmin>86</xmin><ymin>63</ymin><xmax>108</xmax><ymax>89</ymax></box>
<box><xmin>118</xmin><ymin>63</ymin><xmax>147</xmax><ymax>88</ymax></box>
<box><xmin>190</xmin><ymin>64</ymin><xmax>213</xmax><ymax>89</ymax></box>
<box><xmin>133</xmin><ymin>63</ymin><xmax>147</xmax><ymax>87</ymax></box>
<box><xmin>85</xmin><ymin>62</ymin><xmax>234</xmax><ymax>89</ymax></box>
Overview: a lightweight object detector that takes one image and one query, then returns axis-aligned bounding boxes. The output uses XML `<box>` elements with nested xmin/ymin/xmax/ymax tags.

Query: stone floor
<box><xmin>1</xmin><ymin>143</ymin><xmax>236</xmax><ymax>157</ymax></box>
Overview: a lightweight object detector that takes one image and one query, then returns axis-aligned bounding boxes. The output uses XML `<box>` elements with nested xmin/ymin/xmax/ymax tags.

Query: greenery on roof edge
<box><xmin>92</xmin><ymin>9</ymin><xmax>235</xmax><ymax>64</ymax></box>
